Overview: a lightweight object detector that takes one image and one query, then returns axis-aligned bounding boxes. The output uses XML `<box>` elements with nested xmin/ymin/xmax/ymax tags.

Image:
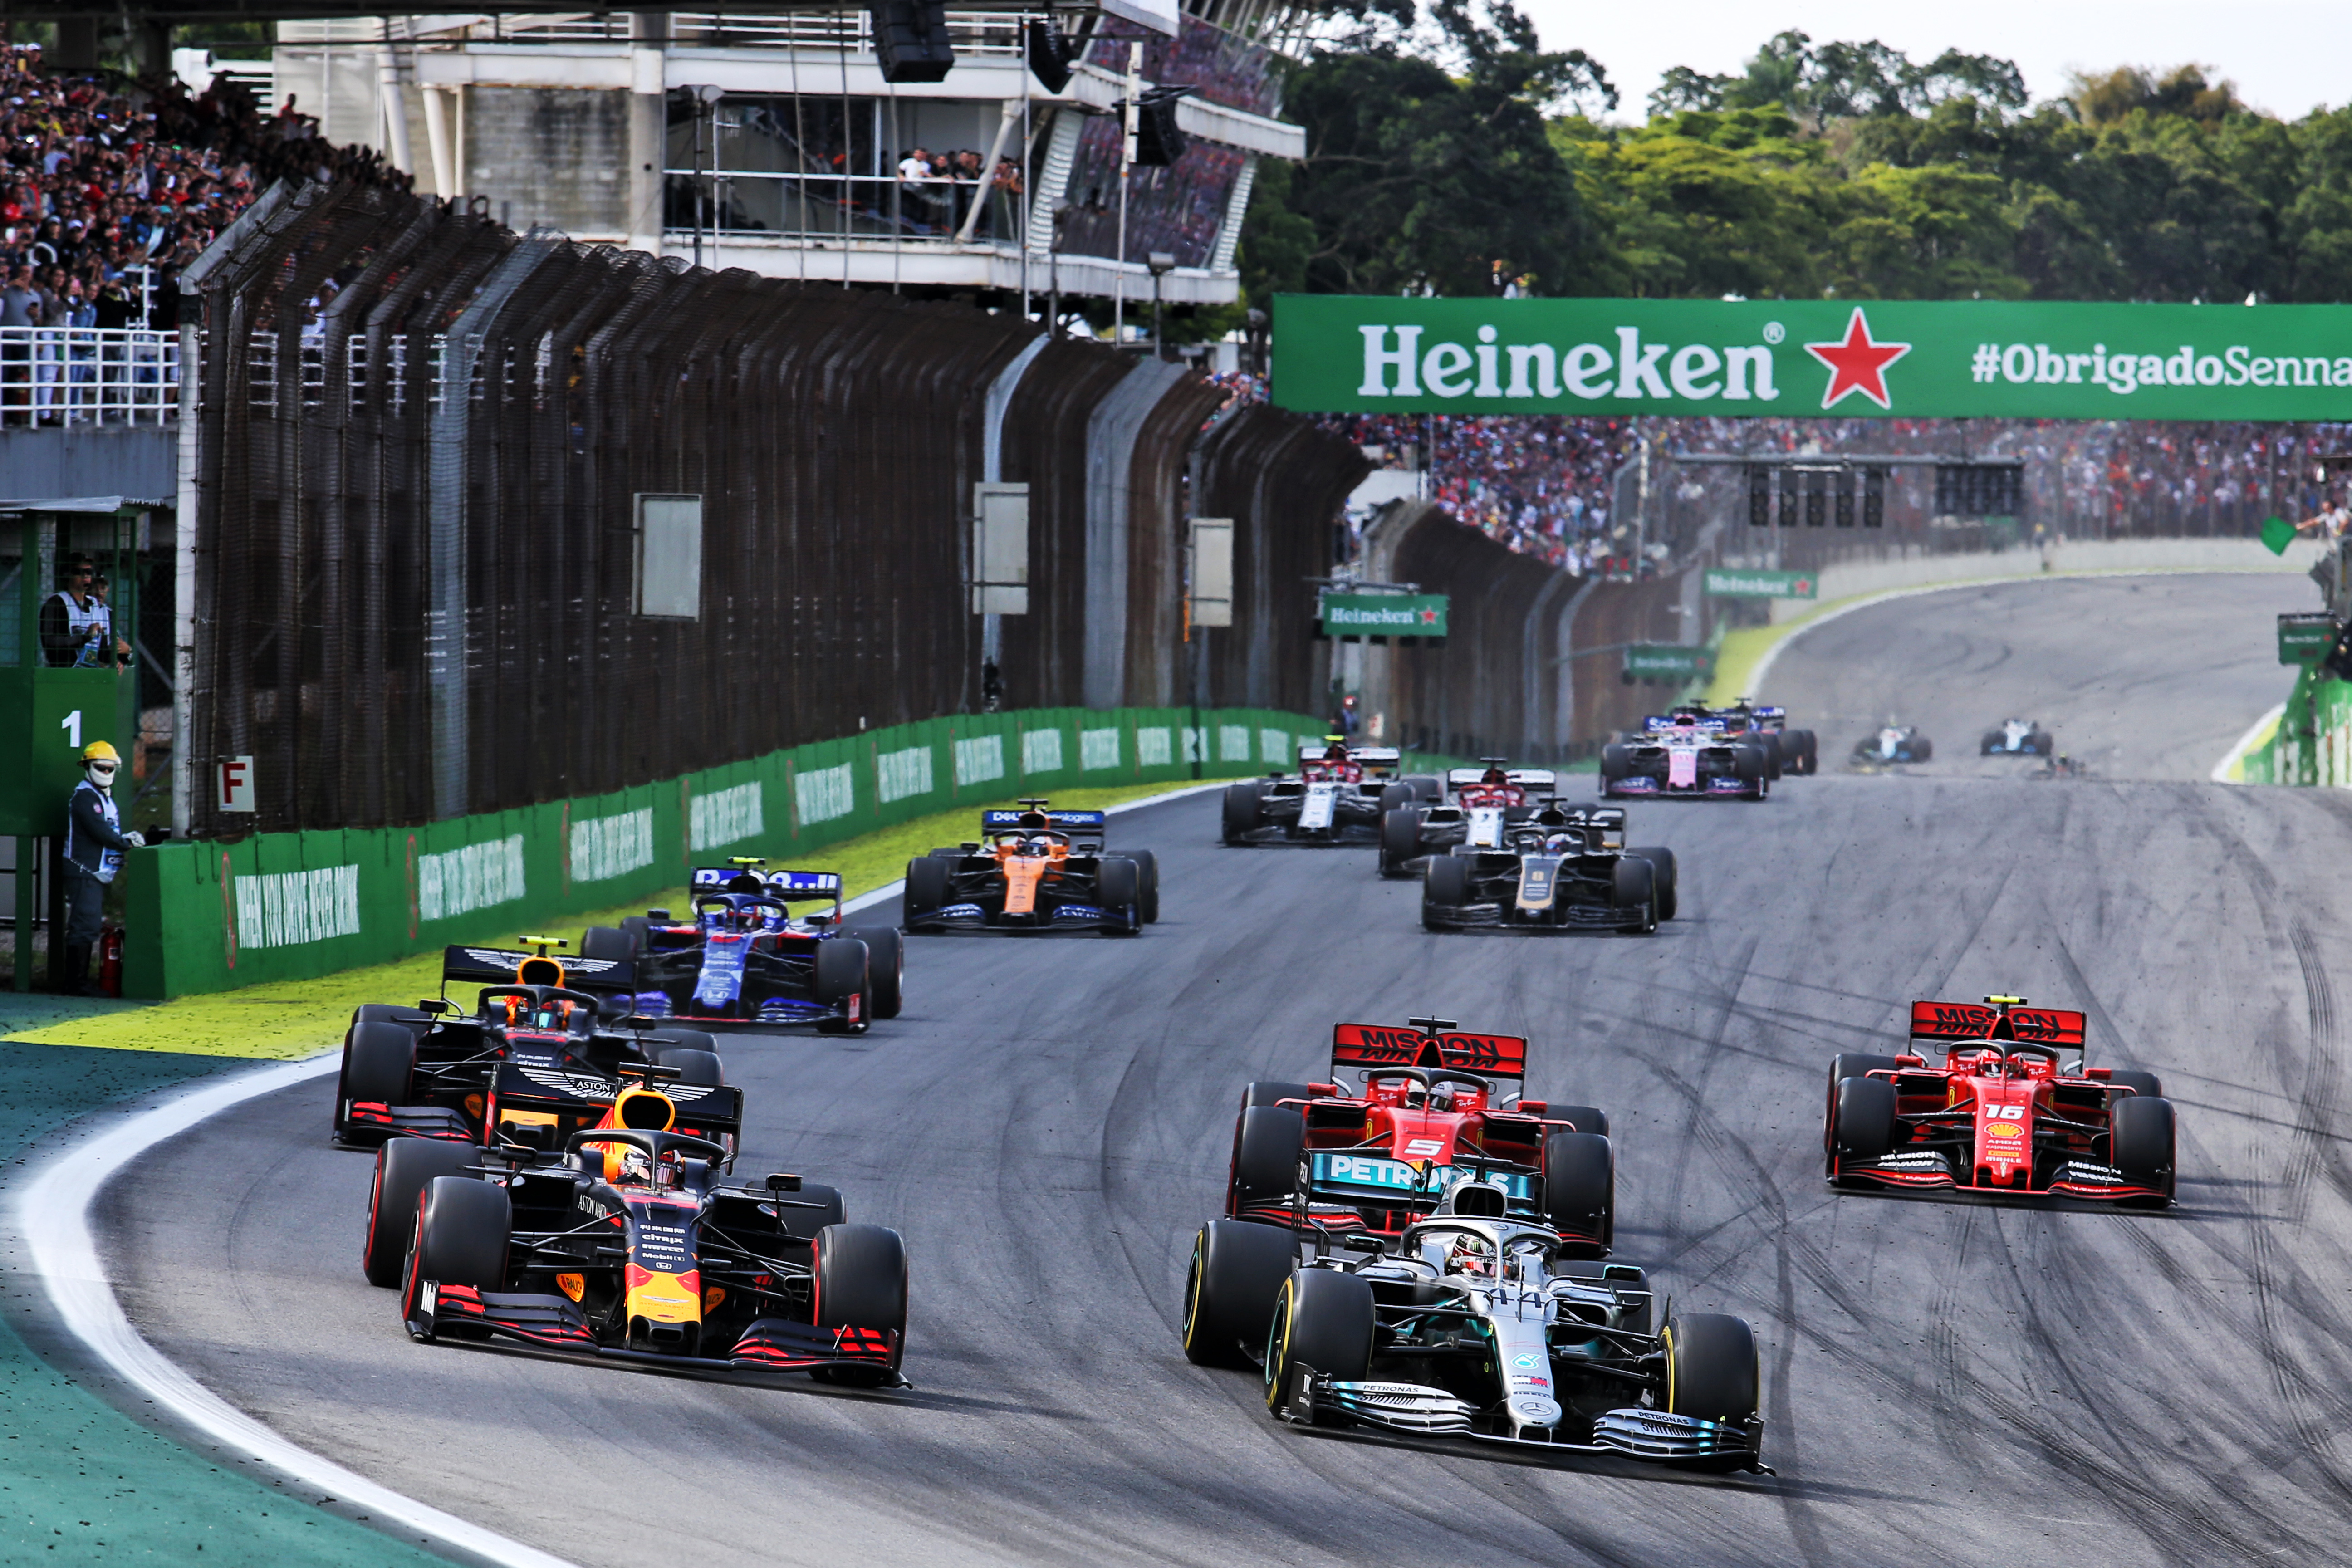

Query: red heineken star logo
<box><xmin>1804</xmin><ymin>308</ymin><xmax>1911</xmax><ymax>411</ymax></box>
<box><xmin>1419</xmin><ymin>608</ymin><xmax>1439</xmax><ymax>624</ymax></box>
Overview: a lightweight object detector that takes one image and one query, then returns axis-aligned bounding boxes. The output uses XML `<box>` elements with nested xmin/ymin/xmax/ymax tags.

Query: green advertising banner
<box><xmin>1704</xmin><ymin>568</ymin><xmax>1818</xmax><ymax>599</ymax></box>
<box><xmin>2280</xmin><ymin>612</ymin><xmax>2337</xmax><ymax>664</ymax></box>
<box><xmin>1271</xmin><ymin>295</ymin><xmax>2352</xmax><ymax>420</ymax></box>
<box><xmin>1625</xmin><ymin>646</ymin><xmax>1715</xmax><ymax>679</ymax></box>
<box><xmin>1321</xmin><ymin>592</ymin><xmax>1450</xmax><ymax>637</ymax></box>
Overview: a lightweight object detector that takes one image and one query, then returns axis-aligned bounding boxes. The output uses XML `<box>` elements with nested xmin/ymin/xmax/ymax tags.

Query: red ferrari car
<box><xmin>1823</xmin><ymin>996</ymin><xmax>2174</xmax><ymax>1205</ymax></box>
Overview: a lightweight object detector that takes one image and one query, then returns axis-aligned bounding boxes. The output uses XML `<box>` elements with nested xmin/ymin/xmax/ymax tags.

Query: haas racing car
<box><xmin>1980</xmin><ymin>718</ymin><xmax>2055</xmax><ymax>757</ymax></box>
<box><xmin>580</xmin><ymin>863</ymin><xmax>901</xmax><ymax>1031</ymax></box>
<box><xmin>1421</xmin><ymin>804</ymin><xmax>1678</xmax><ymax>934</ymax></box>
<box><xmin>1825</xmin><ymin>995</ymin><xmax>2175</xmax><ymax>1205</ymax></box>
<box><xmin>903</xmin><ymin>801</ymin><xmax>1158</xmax><ymax>934</ymax></box>
<box><xmin>1378</xmin><ymin>761</ymin><xmax>1558</xmax><ymax>877</ymax></box>
<box><xmin>334</xmin><ymin>942</ymin><xmax>736</xmax><ymax>1148</ymax></box>
<box><xmin>1180</xmin><ymin>1018</ymin><xmax>1767</xmax><ymax>1472</ymax></box>
<box><xmin>1600</xmin><ymin>712</ymin><xmax>1771</xmax><ymax>801</ymax></box>
<box><xmin>363</xmin><ymin>1074</ymin><xmax>907</xmax><ymax>1386</ymax></box>
<box><xmin>1223</xmin><ymin>739</ymin><xmax>1440</xmax><ymax>847</ymax></box>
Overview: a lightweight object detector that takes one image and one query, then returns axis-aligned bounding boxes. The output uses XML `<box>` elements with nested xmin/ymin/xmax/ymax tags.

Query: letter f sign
<box><xmin>1359</xmin><ymin>325</ymin><xmax>1424</xmax><ymax>397</ymax></box>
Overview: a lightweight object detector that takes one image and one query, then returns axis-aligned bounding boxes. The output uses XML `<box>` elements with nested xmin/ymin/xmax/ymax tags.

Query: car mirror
<box><xmin>766</xmin><ymin>1172</ymin><xmax>802</xmax><ymax>1192</ymax></box>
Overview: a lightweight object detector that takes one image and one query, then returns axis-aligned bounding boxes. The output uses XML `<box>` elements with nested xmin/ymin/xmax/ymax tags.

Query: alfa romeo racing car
<box><xmin>1222</xmin><ymin>740</ymin><xmax>1439</xmax><ymax>847</ymax></box>
<box><xmin>1421</xmin><ymin>804</ymin><xmax>1677</xmax><ymax>934</ymax></box>
<box><xmin>1824</xmin><ymin>995</ymin><xmax>2175</xmax><ymax>1205</ymax></box>
<box><xmin>1600</xmin><ymin>712</ymin><xmax>1771</xmax><ymax>800</ymax></box>
<box><xmin>334</xmin><ymin>942</ymin><xmax>735</xmax><ymax>1148</ymax></box>
<box><xmin>578</xmin><ymin>863</ymin><xmax>900</xmax><ymax>1030</ymax></box>
<box><xmin>1852</xmin><ymin>725</ymin><xmax>1932</xmax><ymax>765</ymax></box>
<box><xmin>1377</xmin><ymin>761</ymin><xmax>1557</xmax><ymax>877</ymax></box>
<box><xmin>902</xmin><ymin>801</ymin><xmax>1157</xmax><ymax>934</ymax></box>
<box><xmin>1180</xmin><ymin>1019</ymin><xmax>1765</xmax><ymax>1471</ymax></box>
<box><xmin>1980</xmin><ymin>719</ymin><xmax>2055</xmax><ymax>757</ymax></box>
<box><xmin>363</xmin><ymin>1075</ymin><xmax>907</xmax><ymax>1386</ymax></box>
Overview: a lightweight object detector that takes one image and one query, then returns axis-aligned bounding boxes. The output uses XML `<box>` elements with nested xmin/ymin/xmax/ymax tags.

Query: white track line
<box><xmin>13</xmin><ymin>774</ymin><xmax>1235</xmax><ymax>1567</ymax></box>
<box><xmin>2211</xmin><ymin>702</ymin><xmax>2288</xmax><ymax>784</ymax></box>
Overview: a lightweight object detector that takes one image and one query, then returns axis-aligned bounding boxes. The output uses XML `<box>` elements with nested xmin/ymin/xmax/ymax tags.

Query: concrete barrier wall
<box><xmin>1769</xmin><ymin>536</ymin><xmax>2323</xmax><ymax>622</ymax></box>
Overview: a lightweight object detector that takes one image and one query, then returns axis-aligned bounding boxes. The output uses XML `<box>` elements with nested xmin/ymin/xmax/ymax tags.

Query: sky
<box><xmin>1523</xmin><ymin>1</ymin><xmax>2352</xmax><ymax>122</ymax></box>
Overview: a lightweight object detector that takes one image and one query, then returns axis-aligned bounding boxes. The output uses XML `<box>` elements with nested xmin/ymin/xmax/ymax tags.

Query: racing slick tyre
<box><xmin>1612</xmin><ymin>856</ymin><xmax>1657</xmax><ymax>935</ymax></box>
<box><xmin>578</xmin><ymin>925</ymin><xmax>633</xmax><ymax>961</ymax></box>
<box><xmin>1627</xmin><ymin>847</ymin><xmax>1677</xmax><ymax>921</ymax></box>
<box><xmin>352</xmin><ymin>1004</ymin><xmax>430</xmax><ymax>1029</ymax></box>
<box><xmin>1264</xmin><ymin>1268</ymin><xmax>1375</xmax><ymax>1418</ymax></box>
<box><xmin>1097</xmin><ymin>855</ymin><xmax>1143</xmax><ymax>935</ymax></box>
<box><xmin>653</xmin><ymin>1046</ymin><xmax>725</xmax><ymax>1087</ymax></box>
<box><xmin>1663</xmin><ymin>1312</ymin><xmax>1759</xmax><ymax>1425</ymax></box>
<box><xmin>810</xmin><ymin>1223</ymin><xmax>908</xmax><ymax>1386</ymax></box>
<box><xmin>1912</xmin><ymin>736</ymin><xmax>1934</xmax><ymax>762</ymax></box>
<box><xmin>814</xmin><ymin>937</ymin><xmax>871</xmax><ymax>1033</ymax></box>
<box><xmin>1759</xmin><ymin>734</ymin><xmax>1784</xmax><ymax>781</ymax></box>
<box><xmin>1130</xmin><ymin>850</ymin><xmax>1161</xmax><ymax>924</ymax></box>
<box><xmin>1243</xmin><ymin>1081</ymin><xmax>1317</xmax><ymax>1112</ymax></box>
<box><xmin>1422</xmin><ymin>854</ymin><xmax>1470</xmax><ymax>931</ymax></box>
<box><xmin>848</xmin><ymin>926</ymin><xmax>904</xmax><ymax>1019</ymax></box>
<box><xmin>1181</xmin><ymin>1219</ymin><xmax>1298</xmax><ymax>1369</ymax></box>
<box><xmin>1229</xmin><ymin>1106</ymin><xmax>1305</xmax><ymax>1215</ymax></box>
<box><xmin>1550</xmin><ymin>1104</ymin><xmax>1609</xmax><ymax>1137</ymax></box>
<box><xmin>1980</xmin><ymin>732</ymin><xmax>2001</xmax><ymax>756</ymax></box>
<box><xmin>1377</xmin><ymin>782</ymin><xmax>1412</xmax><ymax>814</ymax></box>
<box><xmin>401</xmin><ymin>1176</ymin><xmax>511</xmax><ymax>1340</ymax></box>
<box><xmin>1542</xmin><ymin>1131</ymin><xmax>1614</xmax><ymax>1252</ymax></box>
<box><xmin>1598</xmin><ymin>743</ymin><xmax>1630</xmax><ymax>789</ymax></box>
<box><xmin>1378</xmin><ymin>807</ymin><xmax>1424</xmax><ymax>878</ymax></box>
<box><xmin>2035</xmin><ymin>734</ymin><xmax>2055</xmax><ymax>757</ymax></box>
<box><xmin>1405</xmin><ymin>775</ymin><xmax>1443</xmax><ymax>803</ymax></box>
<box><xmin>2107</xmin><ymin>1068</ymin><xmax>2163</xmax><ymax>1099</ymax></box>
<box><xmin>1733</xmin><ymin>743</ymin><xmax>1769</xmax><ymax>790</ymax></box>
<box><xmin>901</xmin><ymin>856</ymin><xmax>951</xmax><ymax>932</ymax></box>
<box><xmin>650</xmin><ymin>1027</ymin><xmax>720</xmax><ymax>1055</ymax></box>
<box><xmin>2111</xmin><ymin>1094</ymin><xmax>2176</xmax><ymax>1203</ymax></box>
<box><xmin>1831</xmin><ymin>1075</ymin><xmax>1898</xmax><ymax>1165</ymax></box>
<box><xmin>364</xmin><ymin>1137</ymin><xmax>476</xmax><ymax>1287</ymax></box>
<box><xmin>1786</xmin><ymin>730</ymin><xmax>1817</xmax><ymax>774</ymax></box>
<box><xmin>776</xmin><ymin>1181</ymin><xmax>847</xmax><ymax>1241</ymax></box>
<box><xmin>1827</xmin><ymin>1053</ymin><xmax>1904</xmax><ymax>1097</ymax></box>
<box><xmin>342</xmin><ymin>1021</ymin><xmax>418</xmax><ymax>1133</ymax></box>
<box><xmin>619</xmin><ymin>915</ymin><xmax>651</xmax><ymax>955</ymax></box>
<box><xmin>1222</xmin><ymin>784</ymin><xmax>1263</xmax><ymax>845</ymax></box>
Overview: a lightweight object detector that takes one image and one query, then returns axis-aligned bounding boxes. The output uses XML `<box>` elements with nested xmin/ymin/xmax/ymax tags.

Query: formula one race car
<box><xmin>902</xmin><ymin>800</ymin><xmax>1157</xmax><ymax>935</ymax></box>
<box><xmin>1378</xmin><ymin>761</ymin><xmax>1557</xmax><ymax>877</ymax></box>
<box><xmin>1852</xmin><ymin>725</ymin><xmax>1932</xmax><ymax>766</ymax></box>
<box><xmin>1600</xmin><ymin>712</ymin><xmax>1770</xmax><ymax>801</ymax></box>
<box><xmin>1223</xmin><ymin>740</ymin><xmax>1439</xmax><ymax>847</ymax></box>
<box><xmin>1180</xmin><ymin>1019</ymin><xmax>1766</xmax><ymax>1472</ymax></box>
<box><xmin>1824</xmin><ymin>995</ymin><xmax>2175</xmax><ymax>1205</ymax></box>
<box><xmin>1421</xmin><ymin>804</ymin><xmax>1677</xmax><ymax>934</ymax></box>
<box><xmin>1714</xmin><ymin>701</ymin><xmax>1818</xmax><ymax>778</ymax></box>
<box><xmin>1980</xmin><ymin>718</ymin><xmax>2055</xmax><ymax>757</ymax></box>
<box><xmin>578</xmin><ymin>863</ymin><xmax>900</xmax><ymax>1031</ymax></box>
<box><xmin>363</xmin><ymin>1081</ymin><xmax>907</xmax><ymax>1385</ymax></box>
<box><xmin>334</xmin><ymin>944</ymin><xmax>737</xmax><ymax>1148</ymax></box>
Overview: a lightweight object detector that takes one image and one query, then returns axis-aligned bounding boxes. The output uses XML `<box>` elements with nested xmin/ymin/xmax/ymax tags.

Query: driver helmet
<box><xmin>1024</xmin><ymin>834</ymin><xmax>1054</xmax><ymax>856</ymax></box>
<box><xmin>1544</xmin><ymin>831</ymin><xmax>1577</xmax><ymax>854</ymax></box>
<box><xmin>1322</xmin><ymin>740</ymin><xmax>1351</xmax><ymax>764</ymax></box>
<box><xmin>1480</xmin><ymin>764</ymin><xmax>1509</xmax><ymax>786</ymax></box>
<box><xmin>1446</xmin><ymin>1232</ymin><xmax>1496</xmax><ymax>1277</ymax></box>
<box><xmin>614</xmin><ymin>1147</ymin><xmax>654</xmax><ymax>1186</ymax></box>
<box><xmin>1387</xmin><ymin>1075</ymin><xmax>1427</xmax><ymax>1108</ymax></box>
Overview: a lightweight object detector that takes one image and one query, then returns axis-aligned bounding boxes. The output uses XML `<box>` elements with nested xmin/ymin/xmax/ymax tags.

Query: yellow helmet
<box><xmin>81</xmin><ymin>741</ymin><xmax>121</xmax><ymax>765</ymax></box>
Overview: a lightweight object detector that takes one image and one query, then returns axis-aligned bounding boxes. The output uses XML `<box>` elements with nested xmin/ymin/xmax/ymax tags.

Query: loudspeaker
<box><xmin>1134</xmin><ymin>91</ymin><xmax>1187</xmax><ymax>167</ymax></box>
<box><xmin>873</xmin><ymin>1</ymin><xmax>955</xmax><ymax>83</ymax></box>
<box><xmin>1025</xmin><ymin>17</ymin><xmax>1076</xmax><ymax>93</ymax></box>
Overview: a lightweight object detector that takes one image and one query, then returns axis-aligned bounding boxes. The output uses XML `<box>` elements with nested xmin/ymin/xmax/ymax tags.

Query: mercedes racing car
<box><xmin>1600</xmin><ymin>711</ymin><xmax>1770</xmax><ymax>800</ymax></box>
<box><xmin>902</xmin><ymin>801</ymin><xmax>1157</xmax><ymax>934</ymax></box>
<box><xmin>363</xmin><ymin>1074</ymin><xmax>906</xmax><ymax>1386</ymax></box>
<box><xmin>334</xmin><ymin>943</ymin><xmax>735</xmax><ymax>1147</ymax></box>
<box><xmin>1223</xmin><ymin>740</ymin><xmax>1440</xmax><ymax>847</ymax></box>
<box><xmin>1980</xmin><ymin>719</ymin><xmax>2055</xmax><ymax>757</ymax></box>
<box><xmin>577</xmin><ymin>863</ymin><xmax>900</xmax><ymax>1030</ymax></box>
<box><xmin>1824</xmin><ymin>995</ymin><xmax>2175</xmax><ymax>1205</ymax></box>
<box><xmin>1377</xmin><ymin>761</ymin><xmax>1557</xmax><ymax>877</ymax></box>
<box><xmin>1852</xmin><ymin>725</ymin><xmax>1931</xmax><ymax>765</ymax></box>
<box><xmin>1180</xmin><ymin>1019</ymin><xmax>1765</xmax><ymax>1471</ymax></box>
<box><xmin>1421</xmin><ymin>804</ymin><xmax>1677</xmax><ymax>934</ymax></box>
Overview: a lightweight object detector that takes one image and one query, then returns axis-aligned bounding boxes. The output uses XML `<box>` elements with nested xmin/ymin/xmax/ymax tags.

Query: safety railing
<box><xmin>667</xmin><ymin>169</ymin><xmax>1026</xmax><ymax>245</ymax></box>
<box><xmin>0</xmin><ymin>328</ymin><xmax>180</xmax><ymax>426</ymax></box>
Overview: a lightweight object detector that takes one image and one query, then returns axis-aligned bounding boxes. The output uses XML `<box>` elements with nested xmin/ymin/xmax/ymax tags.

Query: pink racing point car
<box><xmin>1599</xmin><ymin>710</ymin><xmax>1771</xmax><ymax>800</ymax></box>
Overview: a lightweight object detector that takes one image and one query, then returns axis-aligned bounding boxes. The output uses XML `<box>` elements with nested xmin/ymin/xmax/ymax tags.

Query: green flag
<box><xmin>2261</xmin><ymin>515</ymin><xmax>2298</xmax><ymax>555</ymax></box>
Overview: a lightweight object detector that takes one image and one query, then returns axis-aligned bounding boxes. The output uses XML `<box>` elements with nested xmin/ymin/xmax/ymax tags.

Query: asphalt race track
<box><xmin>93</xmin><ymin>573</ymin><xmax>2352</xmax><ymax>1567</ymax></box>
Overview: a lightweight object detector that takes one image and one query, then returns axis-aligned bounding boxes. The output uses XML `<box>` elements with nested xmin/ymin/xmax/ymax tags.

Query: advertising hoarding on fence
<box><xmin>1272</xmin><ymin>295</ymin><xmax>2352</xmax><ymax>420</ymax></box>
<box><xmin>1625</xmin><ymin>646</ymin><xmax>1715</xmax><ymax>680</ymax></box>
<box><xmin>1704</xmin><ymin>569</ymin><xmax>1817</xmax><ymax>600</ymax></box>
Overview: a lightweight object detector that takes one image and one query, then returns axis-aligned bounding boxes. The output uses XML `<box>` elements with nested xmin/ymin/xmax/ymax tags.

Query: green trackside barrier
<box><xmin>118</xmin><ymin>706</ymin><xmax>1336</xmax><ymax>999</ymax></box>
<box><xmin>2241</xmin><ymin>662</ymin><xmax>2342</xmax><ymax>786</ymax></box>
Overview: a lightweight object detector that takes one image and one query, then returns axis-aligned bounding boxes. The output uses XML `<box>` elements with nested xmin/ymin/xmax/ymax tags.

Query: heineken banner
<box><xmin>1625</xmin><ymin>645</ymin><xmax>1715</xmax><ymax>679</ymax></box>
<box><xmin>2280</xmin><ymin>612</ymin><xmax>2337</xmax><ymax>665</ymax></box>
<box><xmin>1272</xmin><ymin>295</ymin><xmax>2352</xmax><ymax>420</ymax></box>
<box><xmin>1704</xmin><ymin>568</ymin><xmax>1817</xmax><ymax>599</ymax></box>
<box><xmin>1321</xmin><ymin>592</ymin><xmax>1449</xmax><ymax>637</ymax></box>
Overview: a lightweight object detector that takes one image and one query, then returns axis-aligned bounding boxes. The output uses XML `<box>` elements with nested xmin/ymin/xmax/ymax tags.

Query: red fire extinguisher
<box><xmin>99</xmin><ymin>924</ymin><xmax>124</xmax><ymax>999</ymax></box>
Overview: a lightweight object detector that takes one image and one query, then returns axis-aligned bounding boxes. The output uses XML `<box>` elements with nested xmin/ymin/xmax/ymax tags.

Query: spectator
<box><xmin>38</xmin><ymin>554</ymin><xmax>109</xmax><ymax>666</ymax></box>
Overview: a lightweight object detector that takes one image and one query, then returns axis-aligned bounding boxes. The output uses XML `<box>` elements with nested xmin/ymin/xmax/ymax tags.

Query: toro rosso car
<box><xmin>1852</xmin><ymin>725</ymin><xmax>1931</xmax><ymax>765</ymax></box>
<box><xmin>1718</xmin><ymin>701</ymin><xmax>1817</xmax><ymax>777</ymax></box>
<box><xmin>1223</xmin><ymin>740</ymin><xmax>1440</xmax><ymax>847</ymax></box>
<box><xmin>1825</xmin><ymin>995</ymin><xmax>2175</xmax><ymax>1205</ymax></box>
<box><xmin>1600</xmin><ymin>712</ymin><xmax>1770</xmax><ymax>801</ymax></box>
<box><xmin>1421</xmin><ymin>804</ymin><xmax>1678</xmax><ymax>934</ymax></box>
<box><xmin>1181</xmin><ymin>1019</ymin><xmax>1765</xmax><ymax>1471</ymax></box>
<box><xmin>580</xmin><ymin>863</ymin><xmax>900</xmax><ymax>1031</ymax></box>
<box><xmin>1980</xmin><ymin>719</ymin><xmax>2055</xmax><ymax>757</ymax></box>
<box><xmin>902</xmin><ymin>801</ymin><xmax>1158</xmax><ymax>935</ymax></box>
<box><xmin>334</xmin><ymin>943</ymin><xmax>736</xmax><ymax>1148</ymax></box>
<box><xmin>363</xmin><ymin>1076</ymin><xmax>906</xmax><ymax>1386</ymax></box>
<box><xmin>1378</xmin><ymin>761</ymin><xmax>1557</xmax><ymax>877</ymax></box>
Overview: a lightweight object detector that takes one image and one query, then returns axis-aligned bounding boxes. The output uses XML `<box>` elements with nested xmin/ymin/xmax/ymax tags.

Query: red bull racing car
<box><xmin>1600</xmin><ymin>711</ymin><xmax>1771</xmax><ymax>800</ymax></box>
<box><xmin>1223</xmin><ymin>740</ymin><xmax>1440</xmax><ymax>847</ymax></box>
<box><xmin>902</xmin><ymin>801</ymin><xmax>1158</xmax><ymax>934</ymax></box>
<box><xmin>1824</xmin><ymin>995</ymin><xmax>2176</xmax><ymax>1205</ymax></box>
<box><xmin>1179</xmin><ymin>1018</ymin><xmax>1767</xmax><ymax>1472</ymax></box>
<box><xmin>363</xmin><ymin>1074</ymin><xmax>906</xmax><ymax>1386</ymax></box>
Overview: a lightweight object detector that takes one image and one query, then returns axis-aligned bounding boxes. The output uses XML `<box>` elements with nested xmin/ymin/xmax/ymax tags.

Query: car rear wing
<box><xmin>980</xmin><ymin>808</ymin><xmax>1106</xmax><ymax>848</ymax></box>
<box><xmin>1444</xmin><ymin>768</ymin><xmax>1557</xmax><ymax>792</ymax></box>
<box><xmin>1909</xmin><ymin>1000</ymin><xmax>2087</xmax><ymax>1049</ymax></box>
<box><xmin>1296</xmin><ymin>744</ymin><xmax>1401</xmax><ymax>766</ymax></box>
<box><xmin>1644</xmin><ymin>715</ymin><xmax>1728</xmax><ymax>734</ymax></box>
<box><xmin>442</xmin><ymin>945</ymin><xmax>634</xmax><ymax>994</ymax></box>
<box><xmin>690</xmin><ymin>866</ymin><xmax>842</xmax><ymax>912</ymax></box>
<box><xmin>1331</xmin><ymin>1022</ymin><xmax>1527</xmax><ymax>1081</ymax></box>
